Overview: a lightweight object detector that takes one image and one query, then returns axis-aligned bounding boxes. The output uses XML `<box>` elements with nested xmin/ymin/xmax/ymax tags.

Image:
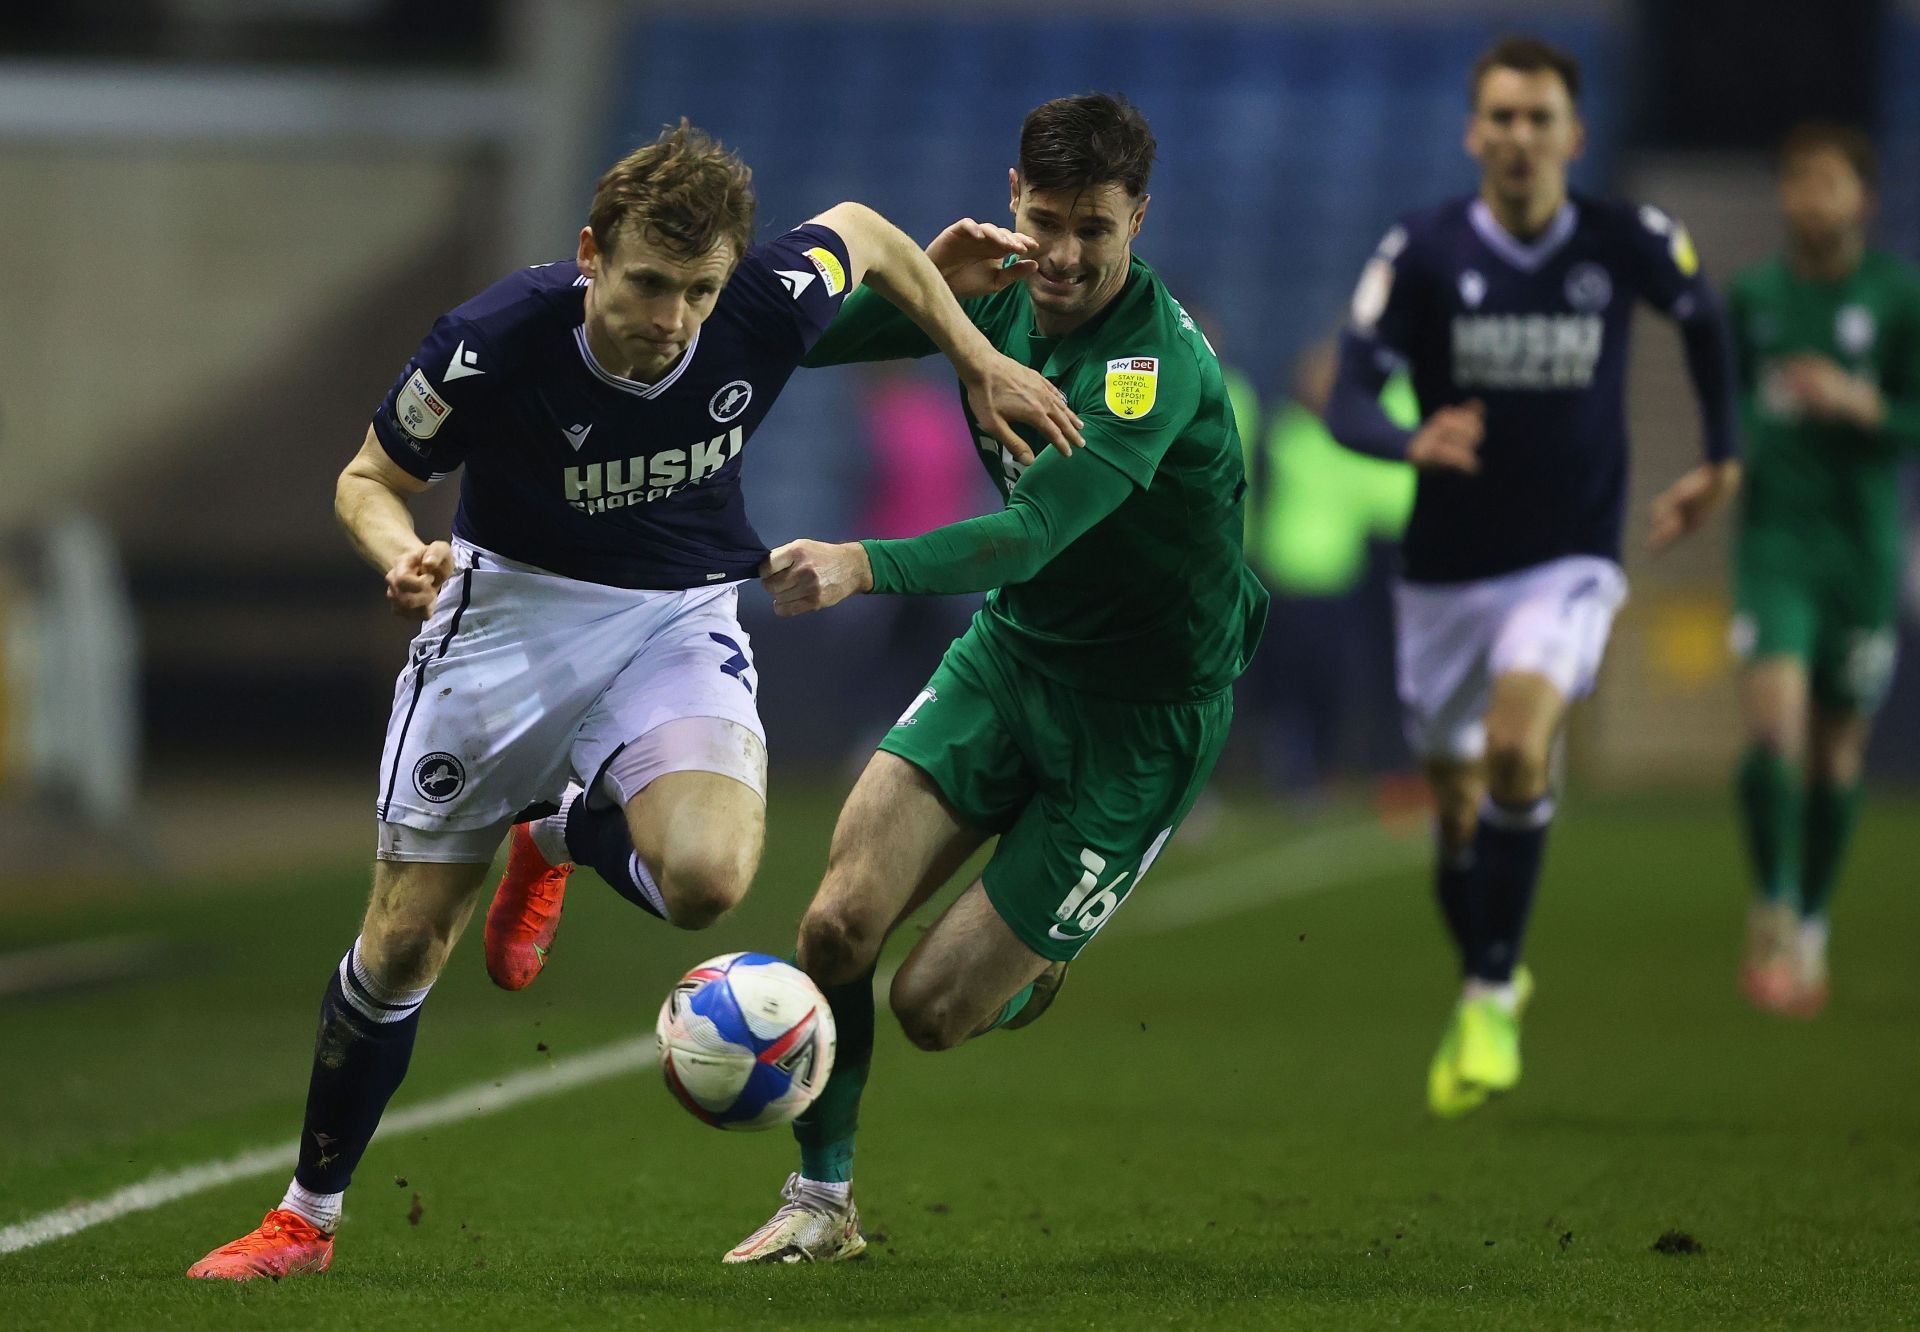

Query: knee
<box><xmin>889</xmin><ymin>975</ymin><xmax>968</xmax><ymax>1052</ymax></box>
<box><xmin>359</xmin><ymin>909</ymin><xmax>448</xmax><ymax>988</ymax></box>
<box><xmin>796</xmin><ymin>895</ymin><xmax>884</xmax><ymax>988</ymax></box>
<box><xmin>1483</xmin><ymin>733</ymin><xmax>1548</xmax><ymax>806</ymax></box>
<box><xmin>657</xmin><ymin>846</ymin><xmax>752</xmax><ymax>931</ymax></box>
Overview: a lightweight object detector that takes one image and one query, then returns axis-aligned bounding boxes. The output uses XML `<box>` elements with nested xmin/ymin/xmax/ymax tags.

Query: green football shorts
<box><xmin>1733</xmin><ymin>555</ymin><xmax>1898</xmax><ymax>713</ymax></box>
<box><xmin>878</xmin><ymin>617</ymin><xmax>1233</xmax><ymax>961</ymax></box>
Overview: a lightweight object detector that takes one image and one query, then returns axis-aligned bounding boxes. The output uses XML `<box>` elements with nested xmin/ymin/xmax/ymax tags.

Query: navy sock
<box><xmin>293</xmin><ymin>938</ymin><xmax>429</xmax><ymax>1195</ymax></box>
<box><xmin>1434</xmin><ymin>836</ymin><xmax>1484</xmax><ymax>977</ymax></box>
<box><xmin>1469</xmin><ymin>794</ymin><xmax>1553</xmax><ymax>982</ymax></box>
<box><xmin>565</xmin><ymin>797</ymin><xmax>668</xmax><ymax>920</ymax></box>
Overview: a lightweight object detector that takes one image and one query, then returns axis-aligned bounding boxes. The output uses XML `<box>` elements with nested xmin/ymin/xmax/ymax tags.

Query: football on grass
<box><xmin>655</xmin><ymin>952</ymin><xmax>836</xmax><ymax>1130</ymax></box>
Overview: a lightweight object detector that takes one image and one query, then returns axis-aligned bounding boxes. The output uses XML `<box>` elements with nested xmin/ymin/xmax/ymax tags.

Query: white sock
<box><xmin>1462</xmin><ymin>978</ymin><xmax>1518</xmax><ymax>1012</ymax></box>
<box><xmin>529</xmin><ymin>784</ymin><xmax>581</xmax><ymax>867</ymax></box>
<box><xmin>797</xmin><ymin>1177</ymin><xmax>852</xmax><ymax>1211</ymax></box>
<box><xmin>280</xmin><ymin>1177</ymin><xmax>343</xmax><ymax>1233</ymax></box>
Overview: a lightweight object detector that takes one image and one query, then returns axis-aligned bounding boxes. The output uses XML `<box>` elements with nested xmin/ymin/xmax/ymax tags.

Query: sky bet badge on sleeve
<box><xmin>1104</xmin><ymin>356</ymin><xmax>1159</xmax><ymax>418</ymax></box>
<box><xmin>396</xmin><ymin>370</ymin><xmax>452</xmax><ymax>440</ymax></box>
<box><xmin>804</xmin><ymin>246</ymin><xmax>845</xmax><ymax>298</ymax></box>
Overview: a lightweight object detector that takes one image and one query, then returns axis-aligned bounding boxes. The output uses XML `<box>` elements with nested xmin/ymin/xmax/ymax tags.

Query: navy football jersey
<box><xmin>1344</xmin><ymin>192</ymin><xmax>1725</xmax><ymax>583</ymax></box>
<box><xmin>371</xmin><ymin>223</ymin><xmax>853</xmax><ymax>589</ymax></box>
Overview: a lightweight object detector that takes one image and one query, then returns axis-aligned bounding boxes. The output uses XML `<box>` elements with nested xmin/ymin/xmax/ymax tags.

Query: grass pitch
<box><xmin>2</xmin><ymin>785</ymin><xmax>1916</xmax><ymax>1329</ymax></box>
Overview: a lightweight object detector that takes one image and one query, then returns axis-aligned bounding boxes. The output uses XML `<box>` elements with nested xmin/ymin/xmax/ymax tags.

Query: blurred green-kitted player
<box><xmin>732</xmin><ymin>93</ymin><xmax>1268</xmax><ymax>1262</ymax></box>
<box><xmin>1730</xmin><ymin>123</ymin><xmax>1920</xmax><ymax>1018</ymax></box>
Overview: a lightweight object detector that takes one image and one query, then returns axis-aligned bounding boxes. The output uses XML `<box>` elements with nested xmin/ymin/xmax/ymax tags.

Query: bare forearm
<box><xmin>854</xmin><ymin>213</ymin><xmax>997</xmax><ymax>376</ymax></box>
<box><xmin>335</xmin><ymin>473</ymin><xmax>425</xmax><ymax>575</ymax></box>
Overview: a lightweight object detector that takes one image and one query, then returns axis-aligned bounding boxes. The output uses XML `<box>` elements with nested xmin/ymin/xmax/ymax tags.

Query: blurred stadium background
<box><xmin>1</xmin><ymin>3</ymin><xmax>1916</xmax><ymax>1324</ymax></box>
<box><xmin>3</xmin><ymin>0</ymin><xmax>1918</xmax><ymax>867</ymax></box>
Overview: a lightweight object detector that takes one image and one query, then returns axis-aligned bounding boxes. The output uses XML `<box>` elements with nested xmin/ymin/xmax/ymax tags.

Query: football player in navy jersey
<box><xmin>186</xmin><ymin>120</ymin><xmax>1081</xmax><ymax>1281</ymax></box>
<box><xmin>1326</xmin><ymin>37</ymin><xmax>1741</xmax><ymax>1117</ymax></box>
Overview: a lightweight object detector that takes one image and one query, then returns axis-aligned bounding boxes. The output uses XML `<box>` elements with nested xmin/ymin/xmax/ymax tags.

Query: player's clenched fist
<box><xmin>385</xmin><ymin>541</ymin><xmax>455</xmax><ymax>619</ymax></box>
<box><xmin>1406</xmin><ymin>398</ymin><xmax>1486</xmax><ymax>473</ymax></box>
<box><xmin>760</xmin><ymin>539</ymin><xmax>873</xmax><ymax>617</ymax></box>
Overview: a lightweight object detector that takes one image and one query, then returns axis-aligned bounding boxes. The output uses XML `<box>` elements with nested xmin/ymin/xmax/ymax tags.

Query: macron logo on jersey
<box><xmin>775</xmin><ymin>269</ymin><xmax>816</xmax><ymax>301</ymax></box>
<box><xmin>445</xmin><ymin>340</ymin><xmax>485</xmax><ymax>381</ymax></box>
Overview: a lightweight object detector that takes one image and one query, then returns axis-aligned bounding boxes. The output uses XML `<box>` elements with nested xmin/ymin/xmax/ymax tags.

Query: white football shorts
<box><xmin>375</xmin><ymin>541</ymin><xmax>765</xmax><ymax>863</ymax></box>
<box><xmin>1393</xmin><ymin>554</ymin><xmax>1628</xmax><ymax>762</ymax></box>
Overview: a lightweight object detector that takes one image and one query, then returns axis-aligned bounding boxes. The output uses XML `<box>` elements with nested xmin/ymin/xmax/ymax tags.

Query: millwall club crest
<box><xmin>1836</xmin><ymin>304</ymin><xmax>1877</xmax><ymax>357</ymax></box>
<box><xmin>413</xmin><ymin>752</ymin><xmax>466</xmax><ymax>803</ymax></box>
<box><xmin>1564</xmin><ymin>262</ymin><xmax>1613</xmax><ymax>313</ymax></box>
<box><xmin>709</xmin><ymin>379</ymin><xmax>753</xmax><ymax>423</ymax></box>
<box><xmin>1458</xmin><ymin>270</ymin><xmax>1487</xmax><ymax>309</ymax></box>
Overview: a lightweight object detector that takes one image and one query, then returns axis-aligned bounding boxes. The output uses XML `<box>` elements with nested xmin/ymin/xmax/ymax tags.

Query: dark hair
<box><xmin>589</xmin><ymin>118</ymin><xmax>756</xmax><ymax>262</ymax></box>
<box><xmin>1779</xmin><ymin>120</ymin><xmax>1878</xmax><ymax>191</ymax></box>
<box><xmin>1018</xmin><ymin>93</ymin><xmax>1157</xmax><ymax>198</ymax></box>
<box><xmin>1470</xmin><ymin>35</ymin><xmax>1582</xmax><ymax>108</ymax></box>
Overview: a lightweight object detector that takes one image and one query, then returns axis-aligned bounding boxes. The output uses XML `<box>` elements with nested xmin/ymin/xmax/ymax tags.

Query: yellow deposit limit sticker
<box><xmin>1104</xmin><ymin>356</ymin><xmax>1158</xmax><ymax>417</ymax></box>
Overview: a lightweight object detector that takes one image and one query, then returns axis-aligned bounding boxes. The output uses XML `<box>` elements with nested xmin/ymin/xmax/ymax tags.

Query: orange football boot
<box><xmin>484</xmin><ymin>822</ymin><xmax>573</xmax><ymax>990</ymax></box>
<box><xmin>186</xmin><ymin>1209</ymin><xmax>333</xmax><ymax>1281</ymax></box>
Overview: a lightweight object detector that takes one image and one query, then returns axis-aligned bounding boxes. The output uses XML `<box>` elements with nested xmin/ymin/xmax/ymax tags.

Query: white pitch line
<box><xmin>0</xmin><ymin>816</ymin><xmax>1426</xmax><ymax>1258</ymax></box>
<box><xmin>0</xmin><ymin>1038</ymin><xmax>652</xmax><ymax>1257</ymax></box>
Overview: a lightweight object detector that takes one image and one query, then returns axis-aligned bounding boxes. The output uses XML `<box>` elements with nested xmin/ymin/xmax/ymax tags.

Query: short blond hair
<box><xmin>589</xmin><ymin>119</ymin><xmax>755</xmax><ymax>262</ymax></box>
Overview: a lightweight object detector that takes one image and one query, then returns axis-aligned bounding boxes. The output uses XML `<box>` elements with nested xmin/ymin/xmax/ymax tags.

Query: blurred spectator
<box><xmin>1242</xmin><ymin>338</ymin><xmax>1418</xmax><ymax>793</ymax></box>
<box><xmin>844</xmin><ymin>363</ymin><xmax>996</xmax><ymax>756</ymax></box>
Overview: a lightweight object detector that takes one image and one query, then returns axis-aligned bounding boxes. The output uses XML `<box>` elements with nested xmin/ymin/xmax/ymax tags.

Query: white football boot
<box><xmin>723</xmin><ymin>1173</ymin><xmax>866</xmax><ymax>1265</ymax></box>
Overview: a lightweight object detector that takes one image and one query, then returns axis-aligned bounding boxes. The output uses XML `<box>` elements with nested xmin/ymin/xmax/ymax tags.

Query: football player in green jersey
<box><xmin>725</xmin><ymin>93</ymin><xmax>1268</xmax><ymax>1263</ymax></box>
<box><xmin>1729</xmin><ymin>123</ymin><xmax>1920</xmax><ymax>1017</ymax></box>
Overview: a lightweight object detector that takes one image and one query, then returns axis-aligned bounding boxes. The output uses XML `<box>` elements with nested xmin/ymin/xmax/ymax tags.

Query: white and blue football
<box><xmin>654</xmin><ymin>952</ymin><xmax>836</xmax><ymax>1131</ymax></box>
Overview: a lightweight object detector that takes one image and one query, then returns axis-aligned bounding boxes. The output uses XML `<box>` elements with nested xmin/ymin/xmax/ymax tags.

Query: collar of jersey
<box><xmin>571</xmin><ymin>305</ymin><xmax>701</xmax><ymax>398</ymax></box>
<box><xmin>1468</xmin><ymin>198</ymin><xmax>1578</xmax><ymax>273</ymax></box>
<box><xmin>1028</xmin><ymin>259</ymin><xmax>1149</xmax><ymax>381</ymax></box>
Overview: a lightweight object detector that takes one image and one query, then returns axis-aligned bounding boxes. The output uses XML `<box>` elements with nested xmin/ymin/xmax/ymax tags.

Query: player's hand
<box><xmin>926</xmin><ymin>218</ymin><xmax>1041</xmax><ymax>300</ymax></box>
<box><xmin>1647</xmin><ymin>460</ymin><xmax>1742</xmax><ymax>554</ymax></box>
<box><xmin>1405</xmin><ymin>399</ymin><xmax>1485</xmax><ymax>473</ymax></box>
<box><xmin>760</xmin><ymin>539</ymin><xmax>873</xmax><ymax>617</ymax></box>
<box><xmin>1779</xmin><ymin>355</ymin><xmax>1885</xmax><ymax>429</ymax></box>
<box><xmin>385</xmin><ymin>541</ymin><xmax>455</xmax><ymax>619</ymax></box>
<box><xmin>960</xmin><ymin>353</ymin><xmax>1084</xmax><ymax>464</ymax></box>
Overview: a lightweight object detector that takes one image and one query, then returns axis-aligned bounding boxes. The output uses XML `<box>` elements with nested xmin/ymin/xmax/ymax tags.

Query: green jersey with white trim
<box><xmin>1729</xmin><ymin>248</ymin><xmax>1920</xmax><ymax>601</ymax></box>
<box><xmin>805</xmin><ymin>257</ymin><xmax>1268</xmax><ymax>701</ymax></box>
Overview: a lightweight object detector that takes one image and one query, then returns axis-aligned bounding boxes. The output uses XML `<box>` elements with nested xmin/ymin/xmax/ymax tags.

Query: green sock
<box><xmin>1737</xmin><ymin>745</ymin><xmax>1804</xmax><ymax>908</ymax></box>
<box><xmin>792</xmin><ymin>962</ymin><xmax>875</xmax><ymax>1184</ymax></box>
<box><xmin>975</xmin><ymin>982</ymin><xmax>1035</xmax><ymax>1037</ymax></box>
<box><xmin>1800</xmin><ymin>781</ymin><xmax>1862</xmax><ymax>919</ymax></box>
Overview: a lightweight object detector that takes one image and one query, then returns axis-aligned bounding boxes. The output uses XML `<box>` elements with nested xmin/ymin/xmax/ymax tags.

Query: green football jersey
<box><xmin>806</xmin><ymin>257</ymin><xmax>1269</xmax><ymax>702</ymax></box>
<box><xmin>1728</xmin><ymin>248</ymin><xmax>1920</xmax><ymax>593</ymax></box>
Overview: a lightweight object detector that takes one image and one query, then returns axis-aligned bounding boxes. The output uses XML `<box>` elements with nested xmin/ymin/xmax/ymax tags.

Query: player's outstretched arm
<box><xmin>810</xmin><ymin>202</ymin><xmax>1083</xmax><ymax>462</ymax></box>
<box><xmin>760</xmin><ymin>446</ymin><xmax>1136</xmax><ymax>616</ymax></box>
<box><xmin>1326</xmin><ymin>331</ymin><xmax>1483</xmax><ymax>472</ymax></box>
<box><xmin>335</xmin><ymin>425</ymin><xmax>454</xmax><ymax>619</ymax></box>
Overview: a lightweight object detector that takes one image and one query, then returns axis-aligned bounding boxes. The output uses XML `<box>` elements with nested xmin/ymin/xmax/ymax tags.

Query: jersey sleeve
<box><xmin>862</xmin><ymin>445</ymin><xmax>1137</xmax><ymax>595</ymax></box>
<box><xmin>731</xmin><ymin>222</ymin><xmax>856</xmax><ymax>360</ymax></box>
<box><xmin>801</xmin><ymin>284</ymin><xmax>944</xmax><ymax>367</ymax></box>
<box><xmin>1624</xmin><ymin>203</ymin><xmax>1713</xmax><ymax>320</ymax></box>
<box><xmin>370</xmin><ymin>315</ymin><xmax>500</xmax><ymax>483</ymax></box>
<box><xmin>1066</xmin><ymin>343</ymin><xmax>1203</xmax><ymax>489</ymax></box>
<box><xmin>1348</xmin><ymin>223</ymin><xmax>1420</xmax><ymax>360</ymax></box>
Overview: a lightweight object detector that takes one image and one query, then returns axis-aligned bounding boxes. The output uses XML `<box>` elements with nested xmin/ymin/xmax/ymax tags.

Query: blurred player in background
<box><xmin>1326</xmin><ymin>37</ymin><xmax>1740</xmax><ymax>1116</ymax></box>
<box><xmin>1728</xmin><ymin>124</ymin><xmax>1920</xmax><ymax>1018</ymax></box>
<box><xmin>185</xmin><ymin>122</ymin><xmax>1078</xmax><ymax>1282</ymax></box>
<box><xmin>728</xmin><ymin>93</ymin><xmax>1268</xmax><ymax>1262</ymax></box>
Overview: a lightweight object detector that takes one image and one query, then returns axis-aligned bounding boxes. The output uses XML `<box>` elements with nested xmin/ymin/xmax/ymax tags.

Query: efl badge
<box><xmin>1104</xmin><ymin>356</ymin><xmax>1159</xmax><ymax>418</ymax></box>
<box><xmin>1670</xmin><ymin>225</ymin><xmax>1699</xmax><ymax>277</ymax></box>
<box><xmin>804</xmin><ymin>246</ymin><xmax>846</xmax><ymax>297</ymax></box>
<box><xmin>396</xmin><ymin>370</ymin><xmax>452</xmax><ymax>440</ymax></box>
